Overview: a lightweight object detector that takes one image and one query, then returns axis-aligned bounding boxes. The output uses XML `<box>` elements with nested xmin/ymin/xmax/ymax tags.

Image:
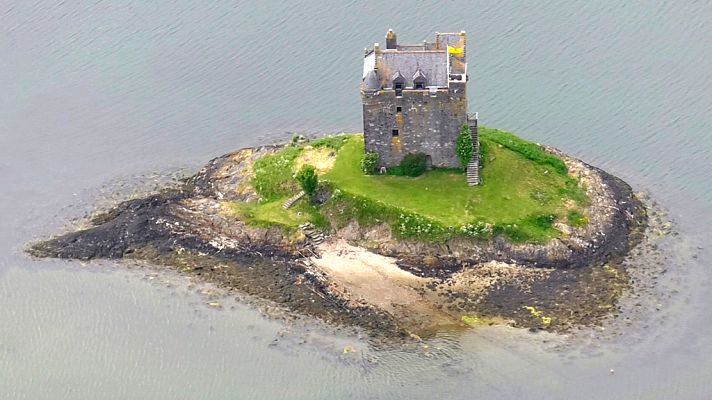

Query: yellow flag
<box><xmin>447</xmin><ymin>45</ymin><xmax>463</xmax><ymax>55</ymax></box>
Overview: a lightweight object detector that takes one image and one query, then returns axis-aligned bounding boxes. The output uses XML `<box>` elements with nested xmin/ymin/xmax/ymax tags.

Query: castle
<box><xmin>361</xmin><ymin>29</ymin><xmax>479</xmax><ymax>184</ymax></box>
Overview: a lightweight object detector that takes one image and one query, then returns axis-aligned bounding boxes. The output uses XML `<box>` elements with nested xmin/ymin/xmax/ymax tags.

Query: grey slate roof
<box><xmin>391</xmin><ymin>70</ymin><xmax>405</xmax><ymax>82</ymax></box>
<box><xmin>413</xmin><ymin>69</ymin><xmax>427</xmax><ymax>82</ymax></box>
<box><xmin>363</xmin><ymin>70</ymin><xmax>379</xmax><ymax>91</ymax></box>
<box><xmin>376</xmin><ymin>50</ymin><xmax>448</xmax><ymax>88</ymax></box>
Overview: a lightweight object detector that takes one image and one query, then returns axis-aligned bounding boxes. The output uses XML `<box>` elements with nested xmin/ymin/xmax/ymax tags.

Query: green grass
<box><xmin>480</xmin><ymin>127</ymin><xmax>568</xmax><ymax>174</ymax></box>
<box><xmin>325</xmin><ymin>136</ymin><xmax>578</xmax><ymax>223</ymax></box>
<box><xmin>227</xmin><ymin>198</ymin><xmax>327</xmax><ymax>230</ymax></box>
<box><xmin>251</xmin><ymin>146</ymin><xmax>302</xmax><ymax>202</ymax></box>
<box><xmin>227</xmin><ymin>199</ymin><xmax>309</xmax><ymax>228</ymax></box>
<box><xmin>309</xmin><ymin>134</ymin><xmax>351</xmax><ymax>150</ymax></box>
<box><xmin>231</xmin><ymin>129</ymin><xmax>589</xmax><ymax>243</ymax></box>
<box><xmin>568</xmin><ymin>211</ymin><xmax>590</xmax><ymax>228</ymax></box>
<box><xmin>250</xmin><ymin>135</ymin><xmax>352</xmax><ymax>202</ymax></box>
<box><xmin>320</xmin><ymin>190</ymin><xmax>451</xmax><ymax>241</ymax></box>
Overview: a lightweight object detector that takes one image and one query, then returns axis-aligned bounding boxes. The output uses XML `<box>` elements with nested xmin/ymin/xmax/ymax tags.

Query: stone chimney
<box><xmin>385</xmin><ymin>29</ymin><xmax>397</xmax><ymax>49</ymax></box>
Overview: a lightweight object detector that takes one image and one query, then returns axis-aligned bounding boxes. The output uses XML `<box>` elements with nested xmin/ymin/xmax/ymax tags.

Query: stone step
<box><xmin>299</xmin><ymin>220</ymin><xmax>327</xmax><ymax>245</ymax></box>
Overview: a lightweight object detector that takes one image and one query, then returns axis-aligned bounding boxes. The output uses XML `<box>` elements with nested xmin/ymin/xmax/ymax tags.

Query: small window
<box><xmin>396</xmin><ymin>106</ymin><xmax>402</xmax><ymax>113</ymax></box>
<box><xmin>413</xmin><ymin>69</ymin><xmax>427</xmax><ymax>89</ymax></box>
<box><xmin>392</xmin><ymin>72</ymin><xmax>406</xmax><ymax>97</ymax></box>
<box><xmin>394</xmin><ymin>81</ymin><xmax>404</xmax><ymax>97</ymax></box>
<box><xmin>392</xmin><ymin>129</ymin><xmax>399</xmax><ymax>137</ymax></box>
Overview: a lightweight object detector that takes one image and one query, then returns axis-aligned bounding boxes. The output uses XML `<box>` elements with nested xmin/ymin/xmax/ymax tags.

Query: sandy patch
<box><xmin>311</xmin><ymin>239</ymin><xmax>458</xmax><ymax>333</ymax></box>
<box><xmin>293</xmin><ymin>146</ymin><xmax>336</xmax><ymax>174</ymax></box>
<box><xmin>310</xmin><ymin>240</ymin><xmax>558</xmax><ymax>333</ymax></box>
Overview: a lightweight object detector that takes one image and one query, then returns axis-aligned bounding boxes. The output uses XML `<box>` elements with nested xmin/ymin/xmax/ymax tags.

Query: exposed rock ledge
<box><xmin>29</xmin><ymin>143</ymin><xmax>647</xmax><ymax>337</ymax></box>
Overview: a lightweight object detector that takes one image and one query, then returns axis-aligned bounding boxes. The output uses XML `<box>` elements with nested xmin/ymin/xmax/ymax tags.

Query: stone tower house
<box><xmin>361</xmin><ymin>29</ymin><xmax>478</xmax><ymax>183</ymax></box>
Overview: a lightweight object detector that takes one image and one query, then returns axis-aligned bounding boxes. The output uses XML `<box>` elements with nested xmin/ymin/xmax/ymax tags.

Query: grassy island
<box><xmin>226</xmin><ymin>128</ymin><xmax>589</xmax><ymax>243</ymax></box>
<box><xmin>32</xmin><ymin>125</ymin><xmax>644</xmax><ymax>335</ymax></box>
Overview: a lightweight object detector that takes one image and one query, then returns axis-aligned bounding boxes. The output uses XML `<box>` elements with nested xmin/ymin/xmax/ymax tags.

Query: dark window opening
<box><xmin>396</xmin><ymin>106</ymin><xmax>402</xmax><ymax>113</ymax></box>
<box><xmin>392</xmin><ymin>129</ymin><xmax>399</xmax><ymax>137</ymax></box>
<box><xmin>394</xmin><ymin>82</ymin><xmax>403</xmax><ymax>96</ymax></box>
<box><xmin>393</xmin><ymin>76</ymin><xmax>405</xmax><ymax>96</ymax></box>
<box><xmin>413</xmin><ymin>72</ymin><xmax>427</xmax><ymax>89</ymax></box>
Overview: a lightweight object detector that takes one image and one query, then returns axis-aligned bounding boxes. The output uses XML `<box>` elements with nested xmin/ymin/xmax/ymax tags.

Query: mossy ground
<box><xmin>228</xmin><ymin>129</ymin><xmax>588</xmax><ymax>243</ymax></box>
<box><xmin>225</xmin><ymin>199</ymin><xmax>309</xmax><ymax>228</ymax></box>
<box><xmin>224</xmin><ymin>197</ymin><xmax>327</xmax><ymax>231</ymax></box>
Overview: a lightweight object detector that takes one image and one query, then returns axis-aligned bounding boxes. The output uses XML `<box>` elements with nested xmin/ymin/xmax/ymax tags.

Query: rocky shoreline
<box><xmin>29</xmin><ymin>142</ymin><xmax>647</xmax><ymax>337</ymax></box>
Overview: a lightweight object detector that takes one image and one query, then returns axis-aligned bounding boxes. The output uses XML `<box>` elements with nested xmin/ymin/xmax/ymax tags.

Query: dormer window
<box><xmin>392</xmin><ymin>71</ymin><xmax>406</xmax><ymax>97</ymax></box>
<box><xmin>413</xmin><ymin>69</ymin><xmax>427</xmax><ymax>90</ymax></box>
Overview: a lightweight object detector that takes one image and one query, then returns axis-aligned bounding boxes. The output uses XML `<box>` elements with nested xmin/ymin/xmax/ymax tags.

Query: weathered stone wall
<box><xmin>362</xmin><ymin>83</ymin><xmax>467</xmax><ymax>168</ymax></box>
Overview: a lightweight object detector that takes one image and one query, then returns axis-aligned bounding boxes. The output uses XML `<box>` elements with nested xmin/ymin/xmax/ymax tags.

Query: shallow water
<box><xmin>1</xmin><ymin>1</ymin><xmax>711</xmax><ymax>398</ymax></box>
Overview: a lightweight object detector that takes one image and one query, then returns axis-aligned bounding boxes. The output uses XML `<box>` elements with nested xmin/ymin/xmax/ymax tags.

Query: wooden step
<box><xmin>466</xmin><ymin>156</ymin><xmax>480</xmax><ymax>186</ymax></box>
<box><xmin>282</xmin><ymin>190</ymin><xmax>306</xmax><ymax>209</ymax></box>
